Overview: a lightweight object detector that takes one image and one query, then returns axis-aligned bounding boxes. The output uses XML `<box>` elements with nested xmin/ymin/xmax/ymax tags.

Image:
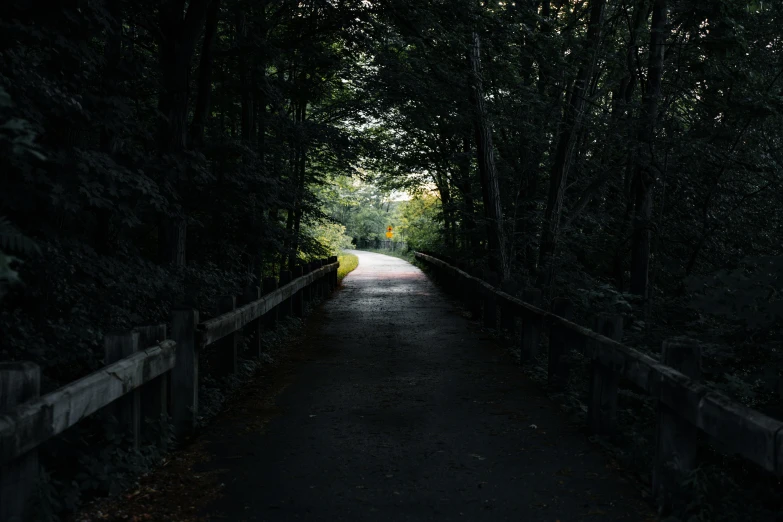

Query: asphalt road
<box><xmin>201</xmin><ymin>250</ymin><xmax>653</xmax><ymax>521</ymax></box>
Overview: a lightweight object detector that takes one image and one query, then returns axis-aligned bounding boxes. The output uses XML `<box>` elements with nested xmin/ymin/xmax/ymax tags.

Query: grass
<box><xmin>337</xmin><ymin>252</ymin><xmax>359</xmax><ymax>280</ymax></box>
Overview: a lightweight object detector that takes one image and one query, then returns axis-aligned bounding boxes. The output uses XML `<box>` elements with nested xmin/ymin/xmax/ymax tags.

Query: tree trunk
<box><xmin>536</xmin><ymin>0</ymin><xmax>606</xmax><ymax>288</ymax></box>
<box><xmin>156</xmin><ymin>0</ymin><xmax>212</xmax><ymax>266</ymax></box>
<box><xmin>96</xmin><ymin>0</ymin><xmax>123</xmax><ymax>254</ymax></box>
<box><xmin>236</xmin><ymin>6</ymin><xmax>254</xmax><ymax>143</ymax></box>
<box><xmin>454</xmin><ymin>135</ymin><xmax>478</xmax><ymax>253</ymax></box>
<box><xmin>287</xmin><ymin>98</ymin><xmax>307</xmax><ymax>269</ymax></box>
<box><xmin>190</xmin><ymin>0</ymin><xmax>220</xmax><ymax>149</ymax></box>
<box><xmin>290</xmin><ymin>103</ymin><xmax>307</xmax><ymax>269</ymax></box>
<box><xmin>441</xmin><ymin>174</ymin><xmax>455</xmax><ymax>248</ymax></box>
<box><xmin>469</xmin><ymin>32</ymin><xmax>509</xmax><ymax>280</ymax></box>
<box><xmin>629</xmin><ymin>0</ymin><xmax>666</xmax><ymax>297</ymax></box>
<box><xmin>605</xmin><ymin>0</ymin><xmax>648</xmax><ymax>290</ymax></box>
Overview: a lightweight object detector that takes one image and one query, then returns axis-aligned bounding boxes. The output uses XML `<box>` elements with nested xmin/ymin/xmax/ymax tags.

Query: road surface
<box><xmin>201</xmin><ymin>250</ymin><xmax>653</xmax><ymax>521</ymax></box>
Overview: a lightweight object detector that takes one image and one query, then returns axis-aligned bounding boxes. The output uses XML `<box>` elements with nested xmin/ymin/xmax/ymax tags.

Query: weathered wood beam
<box><xmin>0</xmin><ymin>341</ymin><xmax>176</xmax><ymax>465</ymax></box>
<box><xmin>197</xmin><ymin>263</ymin><xmax>337</xmax><ymax>347</ymax></box>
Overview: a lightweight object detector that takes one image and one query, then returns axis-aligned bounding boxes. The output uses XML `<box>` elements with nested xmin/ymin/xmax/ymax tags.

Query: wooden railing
<box><xmin>414</xmin><ymin>251</ymin><xmax>783</xmax><ymax>509</ymax></box>
<box><xmin>0</xmin><ymin>257</ymin><xmax>339</xmax><ymax>522</ymax></box>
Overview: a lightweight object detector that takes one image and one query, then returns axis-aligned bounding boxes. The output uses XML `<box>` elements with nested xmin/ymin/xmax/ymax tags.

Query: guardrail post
<box><xmin>0</xmin><ymin>362</ymin><xmax>41</xmax><ymax>522</ymax></box>
<box><xmin>321</xmin><ymin>258</ymin><xmax>332</xmax><ymax>293</ymax></box>
<box><xmin>279</xmin><ymin>270</ymin><xmax>292</xmax><ymax>318</ymax></box>
<box><xmin>171</xmin><ymin>308</ymin><xmax>199</xmax><ymax>438</ymax></box>
<box><xmin>302</xmin><ymin>263</ymin><xmax>312</xmax><ymax>304</ymax></box>
<box><xmin>587</xmin><ymin>315</ymin><xmax>623</xmax><ymax>436</ymax></box>
<box><xmin>520</xmin><ymin>289</ymin><xmax>542</xmax><ymax>363</ymax></box>
<box><xmin>446</xmin><ymin>265</ymin><xmax>458</xmax><ymax>295</ymax></box>
<box><xmin>241</xmin><ymin>286</ymin><xmax>262</xmax><ymax>358</ymax></box>
<box><xmin>316</xmin><ymin>258</ymin><xmax>325</xmax><ymax>295</ymax></box>
<box><xmin>468</xmin><ymin>274</ymin><xmax>482</xmax><ymax>320</ymax></box>
<box><xmin>216</xmin><ymin>296</ymin><xmax>238</xmax><ymax>376</ymax></box>
<box><xmin>263</xmin><ymin>276</ymin><xmax>278</xmax><ymax>330</ymax></box>
<box><xmin>311</xmin><ymin>260</ymin><xmax>322</xmax><ymax>299</ymax></box>
<box><xmin>483</xmin><ymin>272</ymin><xmax>499</xmax><ymax>329</ymax></box>
<box><xmin>324</xmin><ymin>258</ymin><xmax>332</xmax><ymax>290</ymax></box>
<box><xmin>292</xmin><ymin>265</ymin><xmax>304</xmax><ymax>318</ymax></box>
<box><xmin>136</xmin><ymin>324</ymin><xmax>169</xmax><ymax>448</ymax></box>
<box><xmin>548</xmin><ymin>298</ymin><xmax>573</xmax><ymax>389</ymax></box>
<box><xmin>456</xmin><ymin>263</ymin><xmax>468</xmax><ymax>300</ymax></box>
<box><xmin>316</xmin><ymin>260</ymin><xmax>324</xmax><ymax>294</ymax></box>
<box><xmin>430</xmin><ymin>258</ymin><xmax>442</xmax><ymax>285</ymax></box>
<box><xmin>330</xmin><ymin>256</ymin><xmax>338</xmax><ymax>287</ymax></box>
<box><xmin>653</xmin><ymin>338</ymin><xmax>701</xmax><ymax>511</ymax></box>
<box><xmin>104</xmin><ymin>330</ymin><xmax>141</xmax><ymax>450</ymax></box>
<box><xmin>500</xmin><ymin>280</ymin><xmax>518</xmax><ymax>332</ymax></box>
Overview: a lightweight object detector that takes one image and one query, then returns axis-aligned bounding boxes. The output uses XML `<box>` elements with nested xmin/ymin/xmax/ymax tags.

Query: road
<box><xmin>201</xmin><ymin>250</ymin><xmax>653</xmax><ymax>521</ymax></box>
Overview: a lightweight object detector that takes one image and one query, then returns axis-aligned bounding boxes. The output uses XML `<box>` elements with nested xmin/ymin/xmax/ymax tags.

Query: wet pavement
<box><xmin>201</xmin><ymin>250</ymin><xmax>654</xmax><ymax>521</ymax></box>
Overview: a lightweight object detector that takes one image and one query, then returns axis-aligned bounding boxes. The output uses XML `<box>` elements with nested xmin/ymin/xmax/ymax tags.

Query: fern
<box><xmin>0</xmin><ymin>216</ymin><xmax>40</xmax><ymax>256</ymax></box>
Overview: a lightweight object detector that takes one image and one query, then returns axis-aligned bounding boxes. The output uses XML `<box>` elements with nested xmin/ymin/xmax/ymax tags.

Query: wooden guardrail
<box><xmin>414</xmin><ymin>251</ymin><xmax>783</xmax><ymax>509</ymax></box>
<box><xmin>0</xmin><ymin>257</ymin><xmax>339</xmax><ymax>522</ymax></box>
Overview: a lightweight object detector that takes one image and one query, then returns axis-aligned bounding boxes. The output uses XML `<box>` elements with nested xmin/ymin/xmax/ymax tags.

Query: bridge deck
<box><xmin>200</xmin><ymin>250</ymin><xmax>653</xmax><ymax>521</ymax></box>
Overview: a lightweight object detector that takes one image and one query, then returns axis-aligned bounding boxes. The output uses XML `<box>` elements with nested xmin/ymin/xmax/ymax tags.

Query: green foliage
<box><xmin>396</xmin><ymin>193</ymin><xmax>442</xmax><ymax>251</ymax></box>
<box><xmin>687</xmin><ymin>256</ymin><xmax>783</xmax><ymax>333</ymax></box>
<box><xmin>300</xmin><ymin>221</ymin><xmax>353</xmax><ymax>259</ymax></box>
<box><xmin>0</xmin><ymin>86</ymin><xmax>42</xmax><ymax>297</ymax></box>
<box><xmin>317</xmin><ymin>174</ymin><xmax>402</xmax><ymax>242</ymax></box>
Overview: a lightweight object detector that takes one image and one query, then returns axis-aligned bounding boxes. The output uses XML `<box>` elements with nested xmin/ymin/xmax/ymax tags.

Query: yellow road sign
<box><xmin>386</xmin><ymin>231</ymin><xmax>393</xmax><ymax>238</ymax></box>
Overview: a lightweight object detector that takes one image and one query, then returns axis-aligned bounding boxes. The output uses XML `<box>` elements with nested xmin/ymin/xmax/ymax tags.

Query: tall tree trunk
<box><xmin>157</xmin><ymin>0</ymin><xmax>212</xmax><ymax>266</ymax></box>
<box><xmin>289</xmin><ymin>100</ymin><xmax>307</xmax><ymax>269</ymax></box>
<box><xmin>606</xmin><ymin>0</ymin><xmax>648</xmax><ymax>290</ymax></box>
<box><xmin>469</xmin><ymin>32</ymin><xmax>509</xmax><ymax>280</ymax></box>
<box><xmin>629</xmin><ymin>0</ymin><xmax>666</xmax><ymax>297</ymax></box>
<box><xmin>433</xmin><ymin>169</ymin><xmax>454</xmax><ymax>248</ymax></box>
<box><xmin>190</xmin><ymin>0</ymin><xmax>220</xmax><ymax>149</ymax></box>
<box><xmin>236</xmin><ymin>6</ymin><xmax>254</xmax><ymax>143</ymax></box>
<box><xmin>96</xmin><ymin>0</ymin><xmax>123</xmax><ymax>254</ymax></box>
<box><xmin>536</xmin><ymin>0</ymin><xmax>606</xmax><ymax>288</ymax></box>
<box><xmin>256</xmin><ymin>0</ymin><xmax>268</xmax><ymax>167</ymax></box>
<box><xmin>536</xmin><ymin>0</ymin><xmax>553</xmax><ymax>97</ymax></box>
<box><xmin>457</xmin><ymin>135</ymin><xmax>479</xmax><ymax>253</ymax></box>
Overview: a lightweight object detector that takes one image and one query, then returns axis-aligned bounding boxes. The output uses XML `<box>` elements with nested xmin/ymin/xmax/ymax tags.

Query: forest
<box><xmin>2</xmin><ymin>0</ymin><xmax>783</xmax><ymax>519</ymax></box>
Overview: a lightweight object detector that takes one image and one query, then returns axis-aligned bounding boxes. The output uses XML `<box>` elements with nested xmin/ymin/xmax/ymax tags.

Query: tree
<box><xmin>469</xmin><ymin>32</ymin><xmax>509</xmax><ymax>280</ymax></box>
<box><xmin>536</xmin><ymin>0</ymin><xmax>606</xmax><ymax>290</ymax></box>
<box><xmin>629</xmin><ymin>0</ymin><xmax>666</xmax><ymax>298</ymax></box>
